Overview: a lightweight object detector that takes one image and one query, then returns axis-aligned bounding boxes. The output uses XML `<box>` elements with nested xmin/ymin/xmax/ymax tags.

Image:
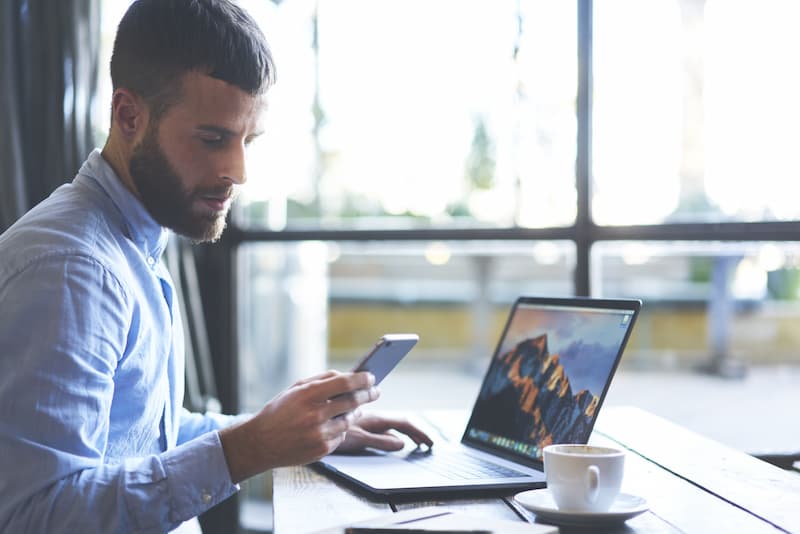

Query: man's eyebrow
<box><xmin>196</xmin><ymin>125</ymin><xmax>265</xmax><ymax>138</ymax></box>
<box><xmin>196</xmin><ymin>125</ymin><xmax>236</xmax><ymax>137</ymax></box>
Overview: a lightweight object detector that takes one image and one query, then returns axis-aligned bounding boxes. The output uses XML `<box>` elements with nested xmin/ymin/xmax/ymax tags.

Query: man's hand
<box><xmin>219</xmin><ymin>370</ymin><xmax>379</xmax><ymax>483</ymax></box>
<box><xmin>334</xmin><ymin>413</ymin><xmax>434</xmax><ymax>454</ymax></box>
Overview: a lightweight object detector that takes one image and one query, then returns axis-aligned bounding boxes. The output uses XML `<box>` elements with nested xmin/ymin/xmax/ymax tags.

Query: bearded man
<box><xmin>0</xmin><ymin>1</ymin><xmax>431</xmax><ymax>532</ymax></box>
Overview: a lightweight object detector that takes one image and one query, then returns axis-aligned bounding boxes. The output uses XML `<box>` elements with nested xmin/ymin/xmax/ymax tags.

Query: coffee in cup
<box><xmin>543</xmin><ymin>444</ymin><xmax>625</xmax><ymax>512</ymax></box>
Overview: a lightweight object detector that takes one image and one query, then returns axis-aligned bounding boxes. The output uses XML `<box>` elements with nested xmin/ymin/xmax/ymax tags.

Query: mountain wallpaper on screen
<box><xmin>470</xmin><ymin>333</ymin><xmax>599</xmax><ymax>453</ymax></box>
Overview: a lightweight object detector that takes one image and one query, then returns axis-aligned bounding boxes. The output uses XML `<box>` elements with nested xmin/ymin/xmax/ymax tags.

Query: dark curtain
<box><xmin>0</xmin><ymin>0</ymin><xmax>100</xmax><ymax>232</ymax></box>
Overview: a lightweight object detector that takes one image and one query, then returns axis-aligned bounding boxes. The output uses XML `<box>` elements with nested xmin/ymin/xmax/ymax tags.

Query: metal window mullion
<box><xmin>575</xmin><ymin>0</ymin><xmax>594</xmax><ymax>297</ymax></box>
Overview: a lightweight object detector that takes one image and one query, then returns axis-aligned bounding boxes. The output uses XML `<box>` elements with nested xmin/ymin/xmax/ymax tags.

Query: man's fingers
<box><xmin>320</xmin><ymin>409</ymin><xmax>360</xmax><ymax>448</ymax></box>
<box><xmin>293</xmin><ymin>370</ymin><xmax>338</xmax><ymax>386</ymax></box>
<box><xmin>327</xmin><ymin>410</ymin><xmax>355</xmax><ymax>433</ymax></box>
<box><xmin>360</xmin><ymin>415</ymin><xmax>434</xmax><ymax>447</ymax></box>
<box><xmin>390</xmin><ymin>420</ymin><xmax>433</xmax><ymax>447</ymax></box>
<box><xmin>305</xmin><ymin>371</ymin><xmax>375</xmax><ymax>402</ymax></box>
<box><xmin>354</xmin><ymin>431</ymin><xmax>405</xmax><ymax>452</ymax></box>
<box><xmin>326</xmin><ymin>387</ymin><xmax>379</xmax><ymax>418</ymax></box>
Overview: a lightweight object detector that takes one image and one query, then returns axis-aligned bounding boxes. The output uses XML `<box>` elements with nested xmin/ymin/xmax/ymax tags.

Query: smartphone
<box><xmin>352</xmin><ymin>333</ymin><xmax>419</xmax><ymax>385</ymax></box>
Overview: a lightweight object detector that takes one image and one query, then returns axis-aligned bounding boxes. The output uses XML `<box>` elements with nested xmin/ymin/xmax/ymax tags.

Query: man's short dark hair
<box><xmin>110</xmin><ymin>0</ymin><xmax>276</xmax><ymax>118</ymax></box>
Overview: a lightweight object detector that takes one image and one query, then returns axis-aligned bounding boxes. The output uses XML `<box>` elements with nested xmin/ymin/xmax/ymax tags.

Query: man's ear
<box><xmin>111</xmin><ymin>88</ymin><xmax>149</xmax><ymax>141</ymax></box>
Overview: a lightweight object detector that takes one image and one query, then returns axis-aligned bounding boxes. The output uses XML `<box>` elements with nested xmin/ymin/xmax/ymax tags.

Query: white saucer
<box><xmin>514</xmin><ymin>488</ymin><xmax>649</xmax><ymax>527</ymax></box>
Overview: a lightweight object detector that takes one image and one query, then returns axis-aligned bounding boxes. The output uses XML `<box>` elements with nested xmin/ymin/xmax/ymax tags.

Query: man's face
<box><xmin>129</xmin><ymin>72</ymin><xmax>268</xmax><ymax>242</ymax></box>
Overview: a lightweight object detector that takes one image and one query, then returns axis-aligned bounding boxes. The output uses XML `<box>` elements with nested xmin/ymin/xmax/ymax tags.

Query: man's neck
<box><xmin>101</xmin><ymin>135</ymin><xmax>140</xmax><ymax>200</ymax></box>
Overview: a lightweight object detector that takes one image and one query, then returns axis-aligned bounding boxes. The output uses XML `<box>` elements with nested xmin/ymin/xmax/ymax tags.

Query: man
<box><xmin>0</xmin><ymin>1</ymin><xmax>432</xmax><ymax>532</ymax></box>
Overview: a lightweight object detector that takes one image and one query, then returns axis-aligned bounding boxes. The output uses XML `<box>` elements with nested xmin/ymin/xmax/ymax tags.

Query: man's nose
<box><xmin>221</xmin><ymin>144</ymin><xmax>247</xmax><ymax>185</ymax></box>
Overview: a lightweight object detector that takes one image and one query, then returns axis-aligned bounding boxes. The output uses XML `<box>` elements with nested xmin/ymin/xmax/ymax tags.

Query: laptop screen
<box><xmin>462</xmin><ymin>297</ymin><xmax>639</xmax><ymax>465</ymax></box>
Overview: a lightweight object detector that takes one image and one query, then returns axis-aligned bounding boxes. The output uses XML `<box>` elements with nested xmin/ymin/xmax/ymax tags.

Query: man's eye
<box><xmin>200</xmin><ymin>136</ymin><xmax>224</xmax><ymax>146</ymax></box>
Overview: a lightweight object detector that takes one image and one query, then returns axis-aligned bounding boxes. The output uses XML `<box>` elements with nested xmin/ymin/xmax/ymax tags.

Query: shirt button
<box><xmin>147</xmin><ymin>256</ymin><xmax>155</xmax><ymax>267</ymax></box>
<box><xmin>202</xmin><ymin>490</ymin><xmax>212</xmax><ymax>504</ymax></box>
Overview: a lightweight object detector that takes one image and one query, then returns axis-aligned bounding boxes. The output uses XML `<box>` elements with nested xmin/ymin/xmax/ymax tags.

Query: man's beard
<box><xmin>129</xmin><ymin>130</ymin><xmax>233</xmax><ymax>243</ymax></box>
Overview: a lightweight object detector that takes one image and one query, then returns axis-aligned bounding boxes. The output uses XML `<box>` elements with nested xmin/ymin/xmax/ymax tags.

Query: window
<box><xmin>594</xmin><ymin>241</ymin><xmax>800</xmax><ymax>370</ymax></box>
<box><xmin>593</xmin><ymin>0</ymin><xmax>800</xmax><ymax>224</ymax></box>
<box><xmin>237</xmin><ymin>239</ymin><xmax>576</xmax><ymax>407</ymax></box>
<box><xmin>237</xmin><ymin>0</ymin><xmax>577</xmax><ymax>230</ymax></box>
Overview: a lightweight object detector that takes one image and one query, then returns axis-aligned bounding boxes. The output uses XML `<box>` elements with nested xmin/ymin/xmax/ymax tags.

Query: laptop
<box><xmin>315</xmin><ymin>295</ymin><xmax>641</xmax><ymax>497</ymax></box>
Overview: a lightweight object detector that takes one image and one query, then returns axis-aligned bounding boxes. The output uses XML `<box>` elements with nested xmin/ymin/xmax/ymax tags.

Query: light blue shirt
<box><xmin>0</xmin><ymin>150</ymin><xmax>240</xmax><ymax>533</ymax></box>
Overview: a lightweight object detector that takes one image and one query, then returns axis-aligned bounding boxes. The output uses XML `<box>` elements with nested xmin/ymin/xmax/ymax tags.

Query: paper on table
<box><xmin>312</xmin><ymin>506</ymin><xmax>558</xmax><ymax>534</ymax></box>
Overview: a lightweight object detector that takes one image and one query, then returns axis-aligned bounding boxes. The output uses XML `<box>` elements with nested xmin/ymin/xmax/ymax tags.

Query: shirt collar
<box><xmin>79</xmin><ymin>149</ymin><xmax>170</xmax><ymax>261</ymax></box>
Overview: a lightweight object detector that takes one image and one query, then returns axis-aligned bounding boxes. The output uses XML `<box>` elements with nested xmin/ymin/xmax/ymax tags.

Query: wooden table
<box><xmin>272</xmin><ymin>406</ymin><xmax>800</xmax><ymax>533</ymax></box>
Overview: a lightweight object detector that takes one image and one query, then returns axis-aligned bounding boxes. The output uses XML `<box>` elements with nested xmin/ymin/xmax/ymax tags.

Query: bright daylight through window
<box><xmin>236</xmin><ymin>0</ymin><xmax>577</xmax><ymax>230</ymax></box>
<box><xmin>593</xmin><ymin>0</ymin><xmax>800</xmax><ymax>224</ymax></box>
<box><xmin>96</xmin><ymin>1</ymin><xmax>800</xmax><ymax>229</ymax></box>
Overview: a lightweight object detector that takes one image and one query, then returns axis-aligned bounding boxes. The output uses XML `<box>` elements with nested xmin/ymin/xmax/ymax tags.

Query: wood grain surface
<box><xmin>272</xmin><ymin>407</ymin><xmax>793</xmax><ymax>533</ymax></box>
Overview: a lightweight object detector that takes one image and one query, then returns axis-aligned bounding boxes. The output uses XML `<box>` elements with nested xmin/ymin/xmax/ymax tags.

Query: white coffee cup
<box><xmin>543</xmin><ymin>444</ymin><xmax>625</xmax><ymax>512</ymax></box>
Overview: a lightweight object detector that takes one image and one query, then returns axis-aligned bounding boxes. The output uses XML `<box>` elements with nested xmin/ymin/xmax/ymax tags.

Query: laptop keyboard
<box><xmin>404</xmin><ymin>450</ymin><xmax>528</xmax><ymax>480</ymax></box>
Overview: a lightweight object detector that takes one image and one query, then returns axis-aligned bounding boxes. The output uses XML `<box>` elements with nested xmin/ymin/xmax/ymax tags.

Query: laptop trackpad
<box><xmin>322</xmin><ymin>451</ymin><xmax>452</xmax><ymax>488</ymax></box>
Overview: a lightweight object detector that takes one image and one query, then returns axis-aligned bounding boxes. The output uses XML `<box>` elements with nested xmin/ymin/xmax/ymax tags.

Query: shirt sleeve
<box><xmin>0</xmin><ymin>255</ymin><xmax>238</xmax><ymax>533</ymax></box>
